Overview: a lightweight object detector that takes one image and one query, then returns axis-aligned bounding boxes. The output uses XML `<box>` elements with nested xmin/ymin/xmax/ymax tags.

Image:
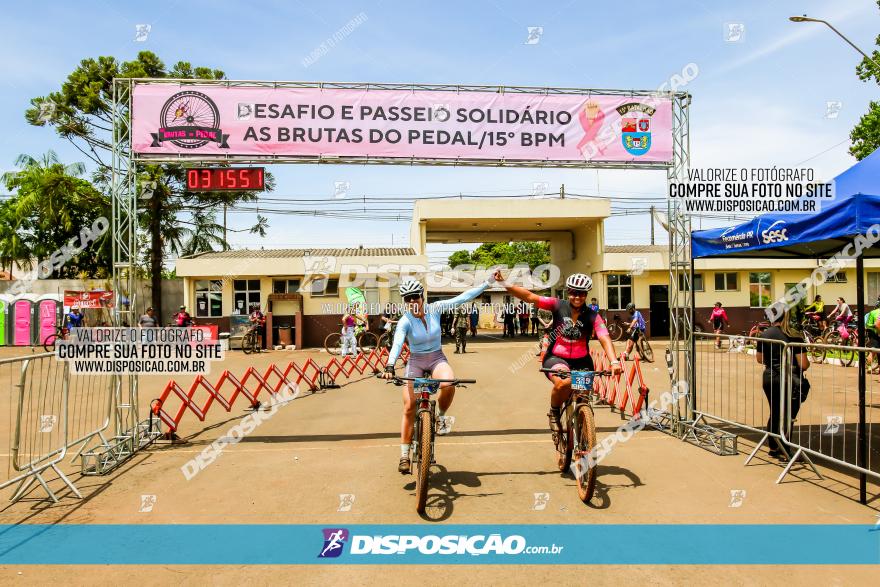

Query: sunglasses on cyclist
<box><xmin>567</xmin><ymin>290</ymin><xmax>588</xmax><ymax>297</ymax></box>
<box><xmin>403</xmin><ymin>294</ymin><xmax>422</xmax><ymax>302</ymax></box>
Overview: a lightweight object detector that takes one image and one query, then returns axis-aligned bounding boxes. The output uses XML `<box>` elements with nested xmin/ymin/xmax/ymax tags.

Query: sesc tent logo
<box><xmin>318</xmin><ymin>528</ymin><xmax>349</xmax><ymax>558</ymax></box>
<box><xmin>760</xmin><ymin>220</ymin><xmax>789</xmax><ymax>244</ymax></box>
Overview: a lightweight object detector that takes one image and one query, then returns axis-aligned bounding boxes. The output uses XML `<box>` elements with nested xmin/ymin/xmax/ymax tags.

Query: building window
<box><xmin>869</xmin><ymin>272</ymin><xmax>880</xmax><ymax>302</ymax></box>
<box><xmin>749</xmin><ymin>272</ymin><xmax>771</xmax><ymax>308</ymax></box>
<box><xmin>678</xmin><ymin>273</ymin><xmax>704</xmax><ymax>292</ymax></box>
<box><xmin>363</xmin><ymin>286</ymin><xmax>379</xmax><ymax>310</ymax></box>
<box><xmin>273</xmin><ymin>279</ymin><xmax>301</xmax><ymax>293</ymax></box>
<box><xmin>607</xmin><ymin>274</ymin><xmax>632</xmax><ymax>310</ymax></box>
<box><xmin>826</xmin><ymin>271</ymin><xmax>847</xmax><ymax>283</ymax></box>
<box><xmin>195</xmin><ymin>280</ymin><xmax>222</xmax><ymax>317</ymax></box>
<box><xmin>309</xmin><ymin>277</ymin><xmax>339</xmax><ymax>297</ymax></box>
<box><xmin>715</xmin><ymin>272</ymin><xmax>738</xmax><ymax>291</ymax></box>
<box><xmin>233</xmin><ymin>279</ymin><xmax>261</xmax><ymax>314</ymax></box>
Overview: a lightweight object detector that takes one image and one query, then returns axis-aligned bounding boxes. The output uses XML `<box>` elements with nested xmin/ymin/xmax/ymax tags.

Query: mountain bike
<box><xmin>383</xmin><ymin>373</ymin><xmax>475</xmax><ymax>514</ymax></box>
<box><xmin>241</xmin><ymin>324</ymin><xmax>261</xmax><ymax>355</ymax></box>
<box><xmin>324</xmin><ymin>323</ymin><xmax>379</xmax><ymax>355</ymax></box>
<box><xmin>43</xmin><ymin>325</ymin><xmax>71</xmax><ymax>352</ymax></box>
<box><xmin>540</xmin><ymin>368</ymin><xmax>612</xmax><ymax>504</ymax></box>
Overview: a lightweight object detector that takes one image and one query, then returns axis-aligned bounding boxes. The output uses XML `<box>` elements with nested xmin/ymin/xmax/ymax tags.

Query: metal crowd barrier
<box><xmin>0</xmin><ymin>352</ymin><xmax>117</xmax><ymax>503</ymax></box>
<box><xmin>781</xmin><ymin>342</ymin><xmax>879</xmax><ymax>490</ymax></box>
<box><xmin>691</xmin><ymin>332</ymin><xmax>878</xmax><ymax>502</ymax></box>
<box><xmin>690</xmin><ymin>332</ymin><xmax>783</xmax><ymax>458</ymax></box>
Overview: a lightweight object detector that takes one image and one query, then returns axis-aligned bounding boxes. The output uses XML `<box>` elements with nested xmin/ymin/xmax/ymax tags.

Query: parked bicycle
<box><xmin>606</xmin><ymin>314</ymin><xmax>626</xmax><ymax>342</ymax></box>
<box><xmin>42</xmin><ymin>325</ymin><xmax>70</xmax><ymax>352</ymax></box>
<box><xmin>540</xmin><ymin>368</ymin><xmax>612</xmax><ymax>504</ymax></box>
<box><xmin>324</xmin><ymin>323</ymin><xmax>379</xmax><ymax>355</ymax></box>
<box><xmin>241</xmin><ymin>325</ymin><xmax>261</xmax><ymax>355</ymax></box>
<box><xmin>824</xmin><ymin>319</ymin><xmax>858</xmax><ymax>367</ymax></box>
<box><xmin>382</xmin><ymin>373</ymin><xmax>476</xmax><ymax>513</ymax></box>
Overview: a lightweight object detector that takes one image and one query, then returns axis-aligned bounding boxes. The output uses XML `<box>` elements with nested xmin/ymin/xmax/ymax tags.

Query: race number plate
<box><xmin>413</xmin><ymin>378</ymin><xmax>440</xmax><ymax>394</ymax></box>
<box><xmin>570</xmin><ymin>371</ymin><xmax>595</xmax><ymax>392</ymax></box>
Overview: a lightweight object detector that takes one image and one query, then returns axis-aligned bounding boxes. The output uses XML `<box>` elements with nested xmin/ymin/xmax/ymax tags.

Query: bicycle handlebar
<box><xmin>538</xmin><ymin>368</ymin><xmax>613</xmax><ymax>378</ymax></box>
<box><xmin>377</xmin><ymin>373</ymin><xmax>476</xmax><ymax>385</ymax></box>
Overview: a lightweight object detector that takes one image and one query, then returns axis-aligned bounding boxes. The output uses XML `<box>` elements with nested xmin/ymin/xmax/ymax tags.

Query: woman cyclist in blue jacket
<box><xmin>382</xmin><ymin>272</ymin><xmax>499</xmax><ymax>473</ymax></box>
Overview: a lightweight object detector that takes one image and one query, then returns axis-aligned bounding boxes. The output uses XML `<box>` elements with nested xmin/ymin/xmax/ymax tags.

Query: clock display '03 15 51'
<box><xmin>186</xmin><ymin>167</ymin><xmax>265</xmax><ymax>191</ymax></box>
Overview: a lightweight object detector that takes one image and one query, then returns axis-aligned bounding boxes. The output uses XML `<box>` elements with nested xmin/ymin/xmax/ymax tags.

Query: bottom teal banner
<box><xmin>0</xmin><ymin>524</ymin><xmax>878</xmax><ymax>564</ymax></box>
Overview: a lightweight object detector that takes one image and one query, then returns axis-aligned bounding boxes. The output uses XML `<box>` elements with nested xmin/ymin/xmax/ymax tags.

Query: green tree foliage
<box><xmin>1</xmin><ymin>151</ymin><xmax>111</xmax><ymax>278</ymax></box>
<box><xmin>850</xmin><ymin>1</ymin><xmax>880</xmax><ymax>160</ymax></box>
<box><xmin>447</xmin><ymin>241</ymin><xmax>550</xmax><ymax>269</ymax></box>
<box><xmin>26</xmin><ymin>51</ymin><xmax>270</xmax><ymax>317</ymax></box>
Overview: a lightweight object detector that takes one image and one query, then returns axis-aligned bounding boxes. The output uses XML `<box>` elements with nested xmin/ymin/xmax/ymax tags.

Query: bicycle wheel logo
<box><xmin>150</xmin><ymin>90</ymin><xmax>229</xmax><ymax>149</ymax></box>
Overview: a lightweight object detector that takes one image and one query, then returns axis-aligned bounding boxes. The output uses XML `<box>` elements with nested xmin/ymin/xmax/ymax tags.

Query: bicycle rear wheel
<box><xmin>358</xmin><ymin>331</ymin><xmax>379</xmax><ymax>352</ymax></box>
<box><xmin>43</xmin><ymin>333</ymin><xmax>58</xmax><ymax>353</ymax></box>
<box><xmin>607</xmin><ymin>323</ymin><xmax>624</xmax><ymax>342</ymax></box>
<box><xmin>573</xmin><ymin>405</ymin><xmax>598</xmax><ymax>503</ymax></box>
<box><xmin>415</xmin><ymin>410</ymin><xmax>433</xmax><ymax>514</ymax></box>
<box><xmin>324</xmin><ymin>332</ymin><xmax>342</xmax><ymax>355</ymax></box>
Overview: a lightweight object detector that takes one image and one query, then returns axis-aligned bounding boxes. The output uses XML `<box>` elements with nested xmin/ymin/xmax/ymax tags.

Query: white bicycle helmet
<box><xmin>399</xmin><ymin>279</ymin><xmax>425</xmax><ymax>297</ymax></box>
<box><xmin>565</xmin><ymin>273</ymin><xmax>593</xmax><ymax>292</ymax></box>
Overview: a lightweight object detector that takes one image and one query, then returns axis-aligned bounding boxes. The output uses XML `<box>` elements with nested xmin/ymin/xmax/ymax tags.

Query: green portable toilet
<box><xmin>0</xmin><ymin>294</ymin><xmax>10</xmax><ymax>346</ymax></box>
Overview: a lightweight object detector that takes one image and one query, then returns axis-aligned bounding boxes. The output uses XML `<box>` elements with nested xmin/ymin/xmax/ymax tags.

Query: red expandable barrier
<box><xmin>588</xmin><ymin>348</ymin><xmax>650</xmax><ymax>418</ymax></box>
<box><xmin>152</xmin><ymin>347</ymin><xmax>409</xmax><ymax>433</ymax></box>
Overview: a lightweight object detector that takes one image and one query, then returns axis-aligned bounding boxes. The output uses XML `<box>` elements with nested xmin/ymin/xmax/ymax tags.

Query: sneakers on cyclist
<box><xmin>398</xmin><ymin>456</ymin><xmax>410</xmax><ymax>474</ymax></box>
<box><xmin>436</xmin><ymin>416</ymin><xmax>453</xmax><ymax>436</ymax></box>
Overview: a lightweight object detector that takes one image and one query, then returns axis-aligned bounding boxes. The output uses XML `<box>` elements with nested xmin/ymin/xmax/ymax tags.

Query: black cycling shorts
<box><xmin>628</xmin><ymin>328</ymin><xmax>644</xmax><ymax>343</ymax></box>
<box><xmin>542</xmin><ymin>354</ymin><xmax>595</xmax><ymax>380</ymax></box>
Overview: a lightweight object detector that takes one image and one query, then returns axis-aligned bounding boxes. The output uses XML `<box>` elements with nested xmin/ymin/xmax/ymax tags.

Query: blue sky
<box><xmin>1</xmin><ymin>0</ymin><xmax>877</xmax><ymax>265</ymax></box>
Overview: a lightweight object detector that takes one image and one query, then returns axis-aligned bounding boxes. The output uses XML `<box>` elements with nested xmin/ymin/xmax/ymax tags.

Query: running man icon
<box><xmin>318</xmin><ymin>528</ymin><xmax>349</xmax><ymax>558</ymax></box>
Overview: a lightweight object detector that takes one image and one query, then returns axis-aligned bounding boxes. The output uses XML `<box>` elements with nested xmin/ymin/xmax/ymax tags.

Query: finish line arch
<box><xmin>109</xmin><ymin>78</ymin><xmax>693</xmax><ymax>427</ymax></box>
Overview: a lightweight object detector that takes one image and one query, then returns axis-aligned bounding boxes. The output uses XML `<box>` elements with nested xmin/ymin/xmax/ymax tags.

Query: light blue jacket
<box><xmin>387</xmin><ymin>282</ymin><xmax>490</xmax><ymax>366</ymax></box>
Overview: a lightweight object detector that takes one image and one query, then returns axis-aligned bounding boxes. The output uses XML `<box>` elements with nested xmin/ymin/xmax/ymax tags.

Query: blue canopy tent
<box><xmin>691</xmin><ymin>148</ymin><xmax>880</xmax><ymax>503</ymax></box>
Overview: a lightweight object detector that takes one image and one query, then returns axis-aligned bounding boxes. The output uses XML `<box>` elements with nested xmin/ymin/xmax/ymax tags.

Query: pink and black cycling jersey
<box><xmin>710</xmin><ymin>308</ymin><xmax>728</xmax><ymax>322</ymax></box>
<box><xmin>537</xmin><ymin>296</ymin><xmax>608</xmax><ymax>360</ymax></box>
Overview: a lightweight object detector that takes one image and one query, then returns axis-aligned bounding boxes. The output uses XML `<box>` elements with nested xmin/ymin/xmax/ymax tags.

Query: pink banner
<box><xmin>131</xmin><ymin>85</ymin><xmax>673</xmax><ymax>164</ymax></box>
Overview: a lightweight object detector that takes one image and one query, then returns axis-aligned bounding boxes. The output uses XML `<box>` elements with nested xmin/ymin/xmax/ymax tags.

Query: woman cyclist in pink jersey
<box><xmin>499</xmin><ymin>272</ymin><xmax>622</xmax><ymax>441</ymax></box>
<box><xmin>709</xmin><ymin>302</ymin><xmax>730</xmax><ymax>349</ymax></box>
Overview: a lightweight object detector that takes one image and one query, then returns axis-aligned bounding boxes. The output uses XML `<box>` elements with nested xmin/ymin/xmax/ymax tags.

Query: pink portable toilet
<box><xmin>10</xmin><ymin>296</ymin><xmax>34</xmax><ymax>346</ymax></box>
<box><xmin>36</xmin><ymin>294</ymin><xmax>62</xmax><ymax>347</ymax></box>
<box><xmin>0</xmin><ymin>294</ymin><xmax>11</xmax><ymax>346</ymax></box>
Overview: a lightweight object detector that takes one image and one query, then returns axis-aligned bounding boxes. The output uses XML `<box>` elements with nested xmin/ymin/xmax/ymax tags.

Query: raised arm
<box><xmin>429</xmin><ymin>280</ymin><xmax>493</xmax><ymax>313</ymax></box>
<box><xmin>386</xmin><ymin>316</ymin><xmax>410</xmax><ymax>368</ymax></box>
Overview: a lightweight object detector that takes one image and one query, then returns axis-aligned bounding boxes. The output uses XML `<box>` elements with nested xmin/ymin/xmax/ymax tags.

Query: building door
<box><xmin>649</xmin><ymin>285</ymin><xmax>670</xmax><ymax>338</ymax></box>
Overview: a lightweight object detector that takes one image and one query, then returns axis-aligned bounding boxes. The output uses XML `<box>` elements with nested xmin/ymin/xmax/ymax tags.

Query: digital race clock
<box><xmin>186</xmin><ymin>167</ymin><xmax>265</xmax><ymax>191</ymax></box>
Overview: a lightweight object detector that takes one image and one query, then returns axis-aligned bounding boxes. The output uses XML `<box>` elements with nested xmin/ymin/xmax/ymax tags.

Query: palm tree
<box><xmin>1</xmin><ymin>150</ymin><xmax>110</xmax><ymax>279</ymax></box>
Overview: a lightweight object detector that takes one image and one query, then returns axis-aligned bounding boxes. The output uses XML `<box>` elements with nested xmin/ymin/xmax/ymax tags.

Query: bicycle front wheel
<box><xmin>638</xmin><ymin>338</ymin><xmax>654</xmax><ymax>362</ymax></box>
<box><xmin>573</xmin><ymin>405</ymin><xmax>598</xmax><ymax>504</ymax></box>
<box><xmin>242</xmin><ymin>332</ymin><xmax>254</xmax><ymax>355</ymax></box>
<box><xmin>324</xmin><ymin>332</ymin><xmax>342</xmax><ymax>355</ymax></box>
<box><xmin>806</xmin><ymin>334</ymin><xmax>826</xmax><ymax>364</ymax></box>
<box><xmin>415</xmin><ymin>410</ymin><xmax>433</xmax><ymax>514</ymax></box>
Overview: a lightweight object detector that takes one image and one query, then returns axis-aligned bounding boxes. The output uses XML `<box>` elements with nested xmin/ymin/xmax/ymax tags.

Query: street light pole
<box><xmin>789</xmin><ymin>15</ymin><xmax>878</xmax><ymax>68</ymax></box>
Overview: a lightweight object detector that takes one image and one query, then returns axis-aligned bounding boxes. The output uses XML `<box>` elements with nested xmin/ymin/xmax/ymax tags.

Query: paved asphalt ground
<box><xmin>0</xmin><ymin>336</ymin><xmax>878</xmax><ymax>584</ymax></box>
